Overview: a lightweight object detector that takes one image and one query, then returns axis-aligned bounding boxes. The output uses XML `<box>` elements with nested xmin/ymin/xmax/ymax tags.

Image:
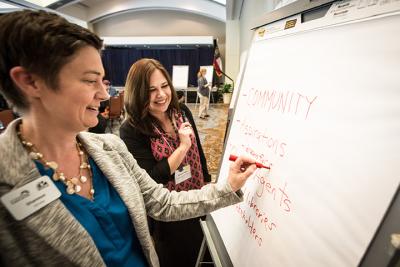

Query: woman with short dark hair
<box><xmin>0</xmin><ymin>10</ymin><xmax>256</xmax><ymax>267</ymax></box>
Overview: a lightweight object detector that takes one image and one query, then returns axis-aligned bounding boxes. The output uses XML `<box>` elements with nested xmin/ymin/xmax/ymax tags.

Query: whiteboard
<box><xmin>212</xmin><ymin>4</ymin><xmax>400</xmax><ymax>267</ymax></box>
<box><xmin>172</xmin><ymin>65</ymin><xmax>189</xmax><ymax>89</ymax></box>
<box><xmin>200</xmin><ymin>65</ymin><xmax>214</xmax><ymax>85</ymax></box>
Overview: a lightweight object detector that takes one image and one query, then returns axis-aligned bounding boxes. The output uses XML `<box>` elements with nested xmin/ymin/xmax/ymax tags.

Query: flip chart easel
<box><xmin>198</xmin><ymin>0</ymin><xmax>400</xmax><ymax>266</ymax></box>
<box><xmin>195</xmin><ymin>216</ymin><xmax>233</xmax><ymax>267</ymax></box>
<box><xmin>172</xmin><ymin>65</ymin><xmax>189</xmax><ymax>104</ymax></box>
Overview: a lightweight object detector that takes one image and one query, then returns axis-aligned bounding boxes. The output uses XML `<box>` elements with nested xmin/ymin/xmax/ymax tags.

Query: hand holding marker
<box><xmin>229</xmin><ymin>154</ymin><xmax>270</xmax><ymax>169</ymax></box>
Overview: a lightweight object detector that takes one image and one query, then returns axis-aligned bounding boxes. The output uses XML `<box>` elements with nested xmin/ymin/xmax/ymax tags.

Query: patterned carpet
<box><xmin>186</xmin><ymin>103</ymin><xmax>229</xmax><ymax>178</ymax></box>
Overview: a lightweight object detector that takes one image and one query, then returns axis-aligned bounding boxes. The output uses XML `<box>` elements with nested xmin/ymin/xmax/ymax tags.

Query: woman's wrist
<box><xmin>177</xmin><ymin>143</ymin><xmax>190</xmax><ymax>153</ymax></box>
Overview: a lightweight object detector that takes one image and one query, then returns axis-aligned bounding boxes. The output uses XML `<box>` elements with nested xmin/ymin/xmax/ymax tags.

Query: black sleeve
<box><xmin>99</xmin><ymin>100</ymin><xmax>109</xmax><ymax>113</ymax></box>
<box><xmin>0</xmin><ymin>94</ymin><xmax>9</xmax><ymax>110</ymax></box>
<box><xmin>180</xmin><ymin>104</ymin><xmax>212</xmax><ymax>182</ymax></box>
<box><xmin>119</xmin><ymin>121</ymin><xmax>172</xmax><ymax>184</ymax></box>
<box><xmin>88</xmin><ymin>114</ymin><xmax>107</xmax><ymax>134</ymax></box>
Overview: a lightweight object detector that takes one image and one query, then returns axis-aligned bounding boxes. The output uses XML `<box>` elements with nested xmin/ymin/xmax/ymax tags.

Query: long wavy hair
<box><xmin>124</xmin><ymin>58</ymin><xmax>180</xmax><ymax>136</ymax></box>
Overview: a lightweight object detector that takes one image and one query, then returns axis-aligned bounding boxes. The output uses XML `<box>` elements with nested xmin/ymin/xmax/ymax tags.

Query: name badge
<box><xmin>174</xmin><ymin>165</ymin><xmax>192</xmax><ymax>184</ymax></box>
<box><xmin>1</xmin><ymin>176</ymin><xmax>61</xmax><ymax>221</ymax></box>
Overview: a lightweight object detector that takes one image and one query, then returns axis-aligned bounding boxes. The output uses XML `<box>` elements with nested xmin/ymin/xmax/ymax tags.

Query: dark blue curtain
<box><xmin>101</xmin><ymin>46</ymin><xmax>214</xmax><ymax>87</ymax></box>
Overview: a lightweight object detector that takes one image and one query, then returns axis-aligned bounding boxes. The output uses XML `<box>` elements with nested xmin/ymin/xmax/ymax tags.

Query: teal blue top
<box><xmin>35</xmin><ymin>158</ymin><xmax>148</xmax><ymax>267</ymax></box>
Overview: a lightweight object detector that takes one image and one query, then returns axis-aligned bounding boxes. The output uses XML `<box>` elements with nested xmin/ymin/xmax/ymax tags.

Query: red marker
<box><xmin>229</xmin><ymin>154</ymin><xmax>270</xmax><ymax>169</ymax></box>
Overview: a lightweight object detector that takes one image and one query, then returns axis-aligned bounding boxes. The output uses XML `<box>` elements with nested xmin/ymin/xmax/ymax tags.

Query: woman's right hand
<box><xmin>167</xmin><ymin>121</ymin><xmax>194</xmax><ymax>175</ymax></box>
<box><xmin>228</xmin><ymin>155</ymin><xmax>257</xmax><ymax>192</ymax></box>
<box><xmin>178</xmin><ymin>122</ymin><xmax>193</xmax><ymax>150</ymax></box>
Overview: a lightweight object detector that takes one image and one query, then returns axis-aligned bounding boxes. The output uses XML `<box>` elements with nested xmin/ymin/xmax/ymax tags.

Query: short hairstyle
<box><xmin>124</xmin><ymin>58</ymin><xmax>180</xmax><ymax>136</ymax></box>
<box><xmin>0</xmin><ymin>10</ymin><xmax>103</xmax><ymax>113</ymax></box>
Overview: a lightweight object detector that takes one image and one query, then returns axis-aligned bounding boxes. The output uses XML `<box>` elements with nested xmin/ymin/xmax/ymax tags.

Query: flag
<box><xmin>213</xmin><ymin>39</ymin><xmax>223</xmax><ymax>77</ymax></box>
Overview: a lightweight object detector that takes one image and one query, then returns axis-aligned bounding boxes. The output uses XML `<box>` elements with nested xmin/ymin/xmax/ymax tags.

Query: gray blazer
<box><xmin>0</xmin><ymin>119</ymin><xmax>242</xmax><ymax>267</ymax></box>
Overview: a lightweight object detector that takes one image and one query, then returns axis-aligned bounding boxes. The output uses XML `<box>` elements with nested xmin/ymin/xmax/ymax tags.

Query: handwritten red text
<box><xmin>246</xmin><ymin>88</ymin><xmax>317</xmax><ymax>120</ymax></box>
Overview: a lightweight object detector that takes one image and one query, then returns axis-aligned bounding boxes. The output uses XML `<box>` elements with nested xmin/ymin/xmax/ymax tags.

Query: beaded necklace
<box><xmin>168</xmin><ymin>112</ymin><xmax>179</xmax><ymax>137</ymax></box>
<box><xmin>17</xmin><ymin>124</ymin><xmax>95</xmax><ymax>200</ymax></box>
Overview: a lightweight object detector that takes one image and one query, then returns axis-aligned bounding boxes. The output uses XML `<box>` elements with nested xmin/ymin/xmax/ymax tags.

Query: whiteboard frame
<box><xmin>251</xmin><ymin>0</ymin><xmax>335</xmax><ymax>30</ymax></box>
<box><xmin>359</xmin><ymin>184</ymin><xmax>400</xmax><ymax>267</ymax></box>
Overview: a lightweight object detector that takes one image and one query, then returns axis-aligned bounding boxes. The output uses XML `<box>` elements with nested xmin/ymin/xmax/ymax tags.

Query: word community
<box><xmin>245</xmin><ymin>87</ymin><xmax>318</xmax><ymax>120</ymax></box>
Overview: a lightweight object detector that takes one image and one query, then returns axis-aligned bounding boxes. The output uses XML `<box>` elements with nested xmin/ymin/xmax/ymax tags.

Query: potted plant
<box><xmin>219</xmin><ymin>83</ymin><xmax>233</xmax><ymax>104</ymax></box>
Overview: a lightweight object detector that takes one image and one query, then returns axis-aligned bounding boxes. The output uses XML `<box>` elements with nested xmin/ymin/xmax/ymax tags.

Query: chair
<box><xmin>119</xmin><ymin>90</ymin><xmax>125</xmax><ymax>119</ymax></box>
<box><xmin>119</xmin><ymin>90</ymin><xmax>124</xmax><ymax>105</ymax></box>
<box><xmin>0</xmin><ymin>109</ymin><xmax>15</xmax><ymax>133</ymax></box>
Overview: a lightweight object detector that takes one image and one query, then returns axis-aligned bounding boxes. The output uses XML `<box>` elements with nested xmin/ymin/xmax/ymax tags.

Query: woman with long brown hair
<box><xmin>120</xmin><ymin>58</ymin><xmax>212</xmax><ymax>266</ymax></box>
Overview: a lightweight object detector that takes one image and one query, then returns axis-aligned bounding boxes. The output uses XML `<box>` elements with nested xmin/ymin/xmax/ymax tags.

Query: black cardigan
<box><xmin>119</xmin><ymin>104</ymin><xmax>211</xmax><ymax>184</ymax></box>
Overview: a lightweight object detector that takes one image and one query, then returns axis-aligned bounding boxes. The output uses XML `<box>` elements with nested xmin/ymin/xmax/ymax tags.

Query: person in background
<box><xmin>0</xmin><ymin>93</ymin><xmax>9</xmax><ymax>132</ymax></box>
<box><xmin>197</xmin><ymin>68</ymin><xmax>210</xmax><ymax>119</ymax></box>
<box><xmin>88</xmin><ymin>80</ymin><xmax>113</xmax><ymax>134</ymax></box>
<box><xmin>88</xmin><ymin>113</ymin><xmax>107</xmax><ymax>133</ymax></box>
<box><xmin>176</xmin><ymin>90</ymin><xmax>185</xmax><ymax>104</ymax></box>
<box><xmin>97</xmin><ymin>79</ymin><xmax>116</xmax><ymax>120</ymax></box>
<box><xmin>0</xmin><ymin>10</ymin><xmax>257</xmax><ymax>267</ymax></box>
<box><xmin>103</xmin><ymin>79</ymin><xmax>118</xmax><ymax>97</ymax></box>
<box><xmin>0</xmin><ymin>92</ymin><xmax>19</xmax><ymax>133</ymax></box>
<box><xmin>0</xmin><ymin>93</ymin><xmax>9</xmax><ymax>111</ymax></box>
<box><xmin>119</xmin><ymin>58</ymin><xmax>214</xmax><ymax>267</ymax></box>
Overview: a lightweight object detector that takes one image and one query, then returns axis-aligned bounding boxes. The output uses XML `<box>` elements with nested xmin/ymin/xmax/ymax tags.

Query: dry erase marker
<box><xmin>181</xmin><ymin>111</ymin><xmax>192</xmax><ymax>128</ymax></box>
<box><xmin>181</xmin><ymin>110</ymin><xmax>189</xmax><ymax>122</ymax></box>
<box><xmin>229</xmin><ymin>154</ymin><xmax>270</xmax><ymax>169</ymax></box>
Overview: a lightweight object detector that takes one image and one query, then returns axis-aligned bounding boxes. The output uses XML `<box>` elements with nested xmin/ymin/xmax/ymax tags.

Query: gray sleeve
<box><xmin>112</xmin><ymin>135</ymin><xmax>243</xmax><ymax>221</ymax></box>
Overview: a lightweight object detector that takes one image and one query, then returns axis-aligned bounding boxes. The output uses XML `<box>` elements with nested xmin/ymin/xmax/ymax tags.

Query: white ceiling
<box><xmin>4</xmin><ymin>0</ymin><xmax>229</xmax><ymax>22</ymax></box>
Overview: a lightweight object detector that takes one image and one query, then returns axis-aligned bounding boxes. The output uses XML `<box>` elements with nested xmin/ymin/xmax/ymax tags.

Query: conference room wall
<box><xmin>92</xmin><ymin>9</ymin><xmax>225</xmax><ymax>67</ymax></box>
